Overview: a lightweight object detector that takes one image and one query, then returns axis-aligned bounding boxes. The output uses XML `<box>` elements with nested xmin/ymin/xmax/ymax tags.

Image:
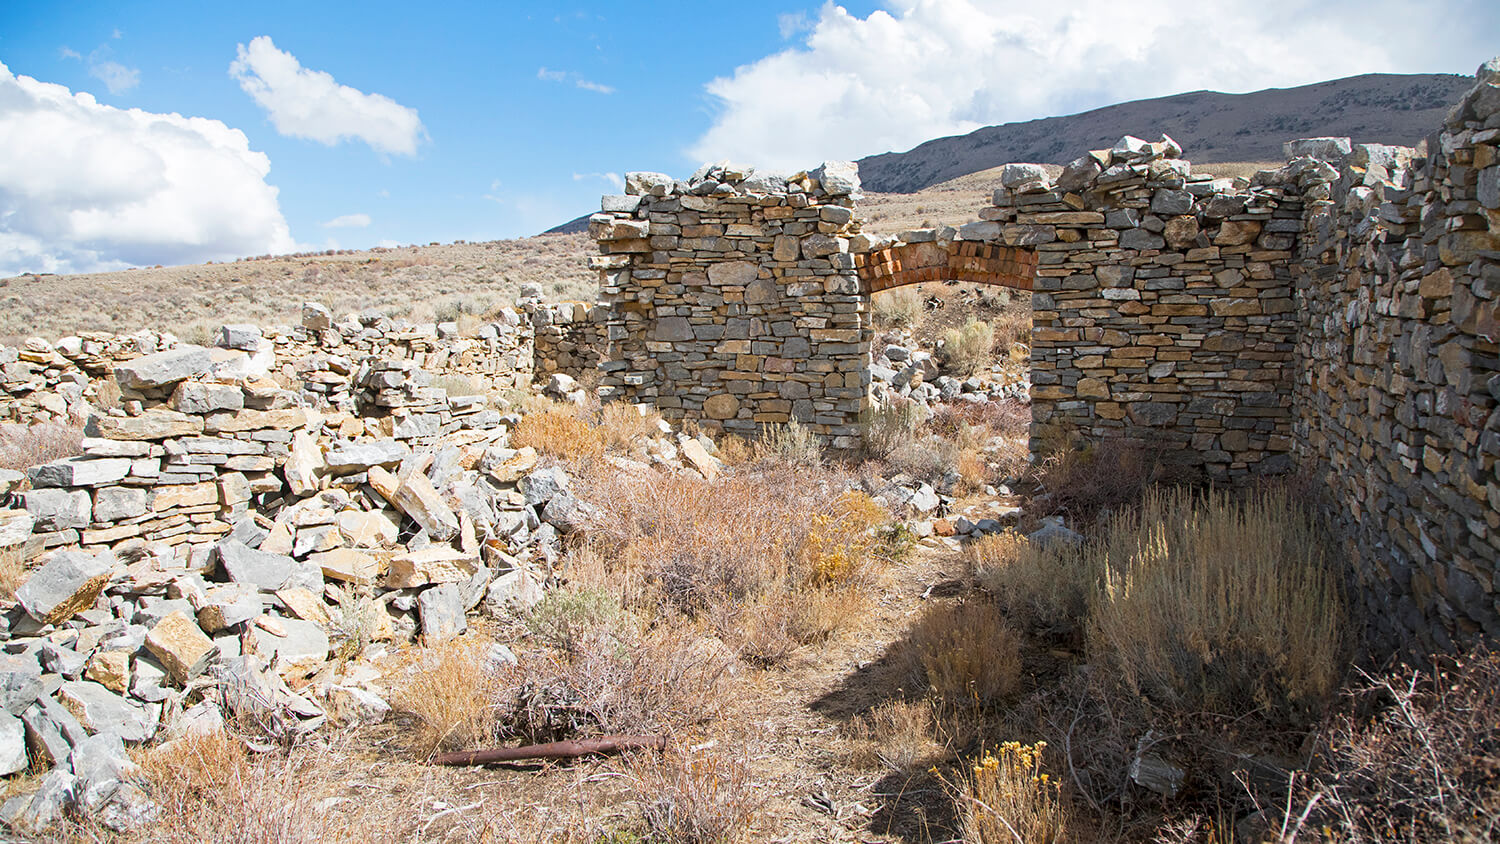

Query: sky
<box><xmin>1</xmin><ymin>0</ymin><xmax>1497</xmax><ymax>277</ymax></box>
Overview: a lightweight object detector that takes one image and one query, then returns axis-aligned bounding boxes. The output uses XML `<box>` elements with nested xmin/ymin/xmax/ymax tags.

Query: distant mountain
<box><xmin>545</xmin><ymin>214</ymin><xmax>592</xmax><ymax>235</ymax></box>
<box><xmin>856</xmin><ymin>72</ymin><xmax>1471</xmax><ymax>193</ymax></box>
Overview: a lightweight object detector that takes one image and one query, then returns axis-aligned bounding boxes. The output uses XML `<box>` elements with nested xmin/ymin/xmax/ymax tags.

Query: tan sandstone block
<box><xmin>145</xmin><ymin>610</ymin><xmax>215</xmax><ymax>684</ymax></box>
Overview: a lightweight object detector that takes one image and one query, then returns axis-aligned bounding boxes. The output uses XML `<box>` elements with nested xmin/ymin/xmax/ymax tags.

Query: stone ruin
<box><xmin>585</xmin><ymin>64</ymin><xmax>1500</xmax><ymax>654</ymax></box>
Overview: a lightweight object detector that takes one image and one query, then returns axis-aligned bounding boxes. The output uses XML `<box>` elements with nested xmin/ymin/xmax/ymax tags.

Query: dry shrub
<box><xmin>136</xmin><ymin>731</ymin><xmax>352</xmax><ymax>844</ymax></box>
<box><xmin>628</xmin><ymin>750</ymin><xmax>763</xmax><ymax>844</ymax></box>
<box><xmin>1034</xmin><ymin>438</ymin><xmax>1161</xmax><ymax>522</ymax></box>
<box><xmin>907</xmin><ymin>600</ymin><xmax>1022</xmax><ymax>706</ymax></box>
<box><xmin>952</xmin><ymin>741</ymin><xmax>1067</xmax><ymax>844</ymax></box>
<box><xmin>752</xmin><ymin>419</ymin><xmax>821</xmax><ymax>467</ymax></box>
<box><xmin>0</xmin><ymin>420</ymin><xmax>84</xmax><ymax>471</ymax></box>
<box><xmin>862</xmin><ymin>398</ymin><xmax>926</xmax><ymax>459</ymax></box>
<box><xmin>848</xmin><ymin>699</ymin><xmax>941</xmax><ymax>772</ymax></box>
<box><xmin>578</xmin><ymin>464</ymin><xmax>891</xmax><ymax>666</ymax></box>
<box><xmin>1088</xmin><ymin>488</ymin><xmax>1345</xmax><ymax>725</ymax></box>
<box><xmin>940</xmin><ymin>318</ymin><xmax>996</xmax><ymax>376</ymax></box>
<box><xmin>873</xmin><ymin>287</ymin><xmax>924</xmax><ymax>329</ymax></box>
<box><xmin>525</xmin><ymin>587</ymin><xmax>622</xmax><ymax>653</ymax></box>
<box><xmin>510</xmin><ymin>405</ymin><xmax>604</xmax><ymax>460</ymax></box>
<box><xmin>592</xmin><ymin>401</ymin><xmax>664</xmax><ymax>453</ymax></box>
<box><xmin>714</xmin><ymin>434</ymin><xmax>754</xmax><ymax>466</ymax></box>
<box><xmin>391</xmin><ymin>638</ymin><xmax>504</xmax><ymax>755</ymax></box>
<box><xmin>1297</xmin><ymin>649</ymin><xmax>1500</xmax><ymax>842</ymax></box>
<box><xmin>969</xmin><ymin>531</ymin><xmax>1094</xmax><ymax>636</ymax></box>
<box><xmin>885</xmin><ymin>433</ymin><xmax>961</xmax><ymax>485</ymax></box>
<box><xmin>508</xmin><ymin>620</ymin><xmax>733</xmax><ymax>741</ymax></box>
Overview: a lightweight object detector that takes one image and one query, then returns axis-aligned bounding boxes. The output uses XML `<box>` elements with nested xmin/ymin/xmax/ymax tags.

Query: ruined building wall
<box><xmin>588</xmin><ymin>166</ymin><xmax>870</xmax><ymax>447</ymax></box>
<box><xmin>1292</xmin><ymin>76</ymin><xmax>1500</xmax><ymax>652</ymax></box>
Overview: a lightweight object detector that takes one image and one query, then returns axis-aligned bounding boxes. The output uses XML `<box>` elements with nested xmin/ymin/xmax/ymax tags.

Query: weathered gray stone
<box><xmin>653</xmin><ymin>316</ymin><xmax>695</xmax><ymax>342</ymax></box>
<box><xmin>323</xmin><ymin>439</ymin><xmax>410</xmax><ymax>473</ymax></box>
<box><xmin>20</xmin><ymin>488</ymin><xmax>92</xmax><ymax>531</ymax></box>
<box><xmin>17</xmin><ymin>550</ymin><xmax>113</xmax><ymax>625</ymax></box>
<box><xmin>0</xmin><ymin>710</ymin><xmax>24</xmax><ymax>775</ymax></box>
<box><xmin>302</xmin><ymin>302</ymin><xmax>332</xmax><ymax>330</ymax></box>
<box><xmin>248</xmin><ymin>617</ymin><xmax>329</xmax><ymax>672</ymax></box>
<box><xmin>418</xmin><ymin>582</ymin><xmax>467</xmax><ymax>644</ymax></box>
<box><xmin>1</xmin><ymin>767</ymin><xmax>77</xmax><ymax>831</ymax></box>
<box><xmin>218</xmin><ymin>323</ymin><xmax>262</xmax><ymax>351</ymax></box>
<box><xmin>812</xmin><ymin>161</ymin><xmax>860</xmax><ymax>196</ymax></box>
<box><xmin>521</xmin><ymin>466</ymin><xmax>571</xmax><ymax>507</ymax></box>
<box><xmin>28</xmin><ymin>456</ymin><xmax>131</xmax><ymax>488</ymax></box>
<box><xmin>57</xmin><ymin>680</ymin><xmax>155</xmax><ymax>742</ymax></box>
<box><xmin>484</xmin><ymin>569</ymin><xmax>543</xmax><ymax>615</ymax></box>
<box><xmin>0</xmin><ymin>509</ymin><xmax>33</xmax><ymax>550</ymax></box>
<box><xmin>92</xmin><ymin>486</ymin><xmax>147</xmax><ymax>522</ymax></box>
<box><xmin>0</xmin><ymin>654</ymin><xmax>42</xmax><ymax>716</ymax></box>
<box><xmin>215</xmin><ymin>539</ymin><xmax>296</xmax><ymax>591</ymax></box>
<box><xmin>1283</xmin><ymin>137</ymin><xmax>1352</xmax><ymax>161</ymax></box>
<box><xmin>625</xmin><ymin>171</ymin><xmax>674</xmax><ymax>196</ymax></box>
<box><xmin>1000</xmin><ymin>163</ymin><xmax>1051</xmax><ymax>192</ymax></box>
<box><xmin>171</xmin><ymin>381</ymin><xmax>244</xmax><ymax>414</ymax></box>
<box><xmin>113</xmin><ymin>345</ymin><xmax>211</xmax><ymax>390</ymax></box>
<box><xmin>21</xmin><ymin>693</ymin><xmax>87</xmax><ymax>765</ymax></box>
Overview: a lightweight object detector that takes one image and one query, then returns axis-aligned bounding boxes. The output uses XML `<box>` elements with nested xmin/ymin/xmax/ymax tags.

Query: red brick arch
<box><xmin>854</xmin><ymin>241</ymin><xmax>1037</xmax><ymax>294</ymax></box>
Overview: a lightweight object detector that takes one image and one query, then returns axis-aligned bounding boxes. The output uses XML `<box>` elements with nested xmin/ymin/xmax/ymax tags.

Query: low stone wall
<box><xmin>526</xmin><ymin>301</ymin><xmax>604</xmax><ymax>384</ymax></box>
<box><xmin>1292</xmin><ymin>74</ymin><xmax>1500</xmax><ymax>653</ymax></box>
<box><xmin>588</xmin><ymin>164</ymin><xmax>871</xmax><ymax>447</ymax></box>
<box><xmin>0</xmin><ymin>305</ymin><xmax>535</xmax><ymax>424</ymax></box>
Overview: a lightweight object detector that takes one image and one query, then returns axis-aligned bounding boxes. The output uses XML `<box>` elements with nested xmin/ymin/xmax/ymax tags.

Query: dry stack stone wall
<box><xmin>588</xmin><ymin>164</ymin><xmax>872</xmax><ymax>447</ymax></box>
<box><xmin>1292</xmin><ymin>66</ymin><xmax>1500</xmax><ymax>653</ymax></box>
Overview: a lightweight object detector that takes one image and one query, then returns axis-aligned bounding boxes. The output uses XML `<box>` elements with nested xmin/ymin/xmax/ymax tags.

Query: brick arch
<box><xmin>854</xmin><ymin>241</ymin><xmax>1038</xmax><ymax>294</ymax></box>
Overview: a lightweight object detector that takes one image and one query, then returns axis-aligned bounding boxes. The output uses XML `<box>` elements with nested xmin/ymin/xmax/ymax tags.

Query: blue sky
<box><xmin>1</xmin><ymin>0</ymin><xmax>1497</xmax><ymax>275</ymax></box>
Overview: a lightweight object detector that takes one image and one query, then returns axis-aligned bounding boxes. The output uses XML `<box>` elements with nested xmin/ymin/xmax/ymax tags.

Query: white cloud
<box><xmin>230</xmin><ymin>35</ymin><xmax>426</xmax><ymax>156</ymax></box>
<box><xmin>89</xmin><ymin>60</ymin><xmax>139</xmax><ymax>94</ymax></box>
<box><xmin>59</xmin><ymin>45</ymin><xmax>141</xmax><ymax>95</ymax></box>
<box><xmin>691</xmin><ymin>0</ymin><xmax>1499</xmax><ymax>171</ymax></box>
<box><xmin>322</xmin><ymin>213</ymin><xmax>371</xmax><ymax>228</ymax></box>
<box><xmin>0</xmin><ymin>61</ymin><xmax>295</xmax><ymax>276</ymax></box>
<box><xmin>538</xmin><ymin>66</ymin><xmax>615</xmax><ymax>94</ymax></box>
<box><xmin>573</xmin><ymin>171</ymin><xmax>624</xmax><ymax>191</ymax></box>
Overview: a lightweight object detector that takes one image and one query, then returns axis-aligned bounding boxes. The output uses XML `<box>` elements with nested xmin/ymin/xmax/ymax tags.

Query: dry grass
<box><xmin>969</xmin><ymin>530</ymin><xmax>1094</xmax><ymax>637</ymax></box>
<box><xmin>391</xmin><ymin>638</ymin><xmax>505</xmax><ymax>755</ymax></box>
<box><xmin>0</xmin><ymin>234</ymin><xmax>596</xmax><ymax>343</ymax></box>
<box><xmin>575</xmin><ymin>464</ymin><xmax>893</xmax><ymax>667</ymax></box>
<box><xmin>751</xmin><ymin>419</ymin><xmax>821</xmax><ymax>467</ymax></box>
<box><xmin>906</xmin><ymin>600</ymin><xmax>1023</xmax><ymax>707</ymax></box>
<box><xmin>0</xmin><ymin>545</ymin><xmax>28</xmax><ymax>603</ymax></box>
<box><xmin>1088</xmin><ymin>487</ymin><xmax>1345</xmax><ymax>725</ymax></box>
<box><xmin>940</xmin><ymin>319</ymin><xmax>997</xmax><ymax>377</ymax></box>
<box><xmin>873</xmin><ymin>287</ymin><xmax>924</xmax><ymax>329</ymax></box>
<box><xmin>0</xmin><ymin>420</ymin><xmax>84</xmax><ymax>471</ymax></box>
<box><xmin>131</xmin><ymin>730</ymin><xmax>371</xmax><ymax>844</ymax></box>
<box><xmin>510</xmin><ymin>404</ymin><xmax>605</xmax><ymax>461</ymax></box>
<box><xmin>862</xmin><ymin>398</ymin><xmax>927</xmax><ymax>460</ymax></box>
<box><xmin>951</xmin><ymin>741</ymin><xmax>1068</xmax><ymax>844</ymax></box>
<box><xmin>628</xmin><ymin>749</ymin><xmax>763</xmax><ymax>844</ymax></box>
<box><xmin>591</xmin><ymin>402</ymin><xmax>665</xmax><ymax>454</ymax></box>
<box><xmin>1033</xmin><ymin>438</ymin><xmax>1162</xmax><ymax>523</ymax></box>
<box><xmin>848</xmin><ymin>699</ymin><xmax>942</xmax><ymax>773</ymax></box>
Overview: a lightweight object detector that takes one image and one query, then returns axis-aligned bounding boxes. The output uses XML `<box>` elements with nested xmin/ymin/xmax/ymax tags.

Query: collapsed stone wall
<box><xmin>525</xmin><ymin>301</ymin><xmax>605</xmax><ymax>384</ymax></box>
<box><xmin>1292</xmin><ymin>73</ymin><xmax>1500</xmax><ymax>652</ymax></box>
<box><xmin>588</xmin><ymin>166</ymin><xmax>871</xmax><ymax>447</ymax></box>
<box><xmin>0</xmin><ymin>305</ymin><xmax>537</xmax><ymax>425</ymax></box>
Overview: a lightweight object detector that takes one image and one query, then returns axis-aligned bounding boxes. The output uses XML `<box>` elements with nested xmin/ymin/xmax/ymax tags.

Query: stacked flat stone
<box><xmin>1290</xmin><ymin>60</ymin><xmax>1500</xmax><ymax>655</ymax></box>
<box><xmin>525</xmin><ymin>300</ymin><xmax>604</xmax><ymax>381</ymax></box>
<box><xmin>353</xmin><ymin>358</ymin><xmax>501</xmax><ymax>445</ymax></box>
<box><xmin>589</xmin><ymin>161</ymin><xmax>872</xmax><ymax>448</ymax></box>
<box><xmin>976</xmin><ymin>135</ymin><xmax>1304</xmax><ymax>479</ymax></box>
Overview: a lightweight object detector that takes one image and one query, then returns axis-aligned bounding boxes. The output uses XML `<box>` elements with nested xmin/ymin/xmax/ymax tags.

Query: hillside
<box><xmin>856</xmin><ymin>72</ymin><xmax>1470</xmax><ymax>192</ymax></box>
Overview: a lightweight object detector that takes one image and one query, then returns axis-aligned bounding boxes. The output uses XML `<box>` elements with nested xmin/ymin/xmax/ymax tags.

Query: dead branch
<box><xmin>432</xmin><ymin>735</ymin><xmax>667</xmax><ymax>766</ymax></box>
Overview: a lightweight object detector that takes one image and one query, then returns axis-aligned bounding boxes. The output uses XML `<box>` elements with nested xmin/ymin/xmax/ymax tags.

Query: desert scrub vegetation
<box><xmin>1088</xmin><ymin>487</ymin><xmax>1345</xmax><ymax>724</ymax></box>
<box><xmin>947</xmin><ymin>741</ymin><xmax>1067</xmax><ymax>844</ymax></box>
<box><xmin>573</xmin><ymin>463</ymin><xmax>898</xmax><ymax>666</ymax></box>
<box><xmin>0</xmin><ymin>234</ymin><xmax>597</xmax><ymax>343</ymax></box>
<box><xmin>939</xmin><ymin>318</ymin><xmax>996</xmax><ymax>376</ymax></box>
<box><xmin>507</xmin><ymin>397</ymin><xmax>667</xmax><ymax>463</ymax></box>
<box><xmin>627</xmin><ymin>749</ymin><xmax>763</xmax><ymax>844</ymax></box>
<box><xmin>0</xmin><ymin>420</ymin><xmax>84</xmax><ymax>471</ymax></box>
<box><xmin>872</xmin><ymin>287</ymin><xmax>924</xmax><ymax>329</ymax></box>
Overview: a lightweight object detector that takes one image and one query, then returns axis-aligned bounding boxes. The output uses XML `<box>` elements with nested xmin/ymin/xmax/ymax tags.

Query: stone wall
<box><xmin>588</xmin><ymin>164</ymin><xmax>871</xmax><ymax>447</ymax></box>
<box><xmin>0</xmin><ymin>305</ymin><xmax>535</xmax><ymax>424</ymax></box>
<box><xmin>525</xmin><ymin>301</ymin><xmax>605</xmax><ymax>384</ymax></box>
<box><xmin>1291</xmin><ymin>70</ymin><xmax>1500</xmax><ymax>652</ymax></box>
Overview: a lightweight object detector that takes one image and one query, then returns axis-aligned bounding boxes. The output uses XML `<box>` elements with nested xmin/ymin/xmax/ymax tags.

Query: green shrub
<box><xmin>525</xmin><ymin>588</ymin><xmax>622</xmax><ymax>653</ymax></box>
